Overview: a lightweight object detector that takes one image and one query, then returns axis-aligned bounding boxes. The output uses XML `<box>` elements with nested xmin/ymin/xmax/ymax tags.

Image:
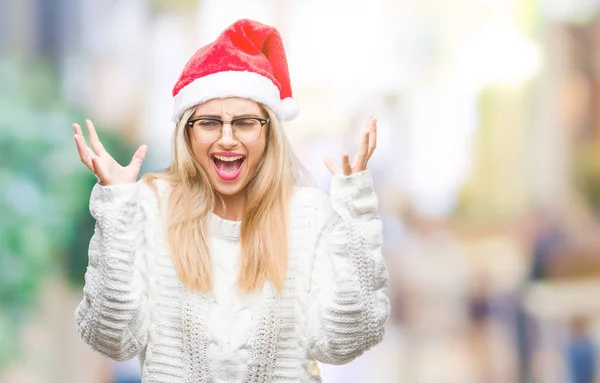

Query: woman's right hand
<box><xmin>73</xmin><ymin>119</ymin><xmax>148</xmax><ymax>186</ymax></box>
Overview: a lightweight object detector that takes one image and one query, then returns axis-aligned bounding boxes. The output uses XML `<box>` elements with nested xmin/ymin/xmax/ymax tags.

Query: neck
<box><xmin>214</xmin><ymin>192</ymin><xmax>245</xmax><ymax>222</ymax></box>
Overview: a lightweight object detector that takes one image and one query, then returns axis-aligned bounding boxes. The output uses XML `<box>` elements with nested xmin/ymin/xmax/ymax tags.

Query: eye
<box><xmin>234</xmin><ymin>118</ymin><xmax>259</xmax><ymax>128</ymax></box>
<box><xmin>197</xmin><ymin>119</ymin><xmax>221</xmax><ymax>129</ymax></box>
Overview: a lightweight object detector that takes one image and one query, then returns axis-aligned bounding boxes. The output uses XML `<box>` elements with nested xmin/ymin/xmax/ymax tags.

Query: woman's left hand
<box><xmin>325</xmin><ymin>117</ymin><xmax>377</xmax><ymax>176</ymax></box>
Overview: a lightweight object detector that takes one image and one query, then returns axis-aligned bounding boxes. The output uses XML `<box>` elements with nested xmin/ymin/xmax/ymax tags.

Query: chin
<box><xmin>212</xmin><ymin>181</ymin><xmax>245</xmax><ymax>196</ymax></box>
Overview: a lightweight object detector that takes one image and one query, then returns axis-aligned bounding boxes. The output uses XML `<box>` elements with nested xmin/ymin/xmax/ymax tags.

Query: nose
<box><xmin>217</xmin><ymin>123</ymin><xmax>238</xmax><ymax>147</ymax></box>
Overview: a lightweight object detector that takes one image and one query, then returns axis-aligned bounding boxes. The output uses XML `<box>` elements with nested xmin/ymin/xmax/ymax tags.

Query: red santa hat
<box><xmin>171</xmin><ymin>19</ymin><xmax>299</xmax><ymax>123</ymax></box>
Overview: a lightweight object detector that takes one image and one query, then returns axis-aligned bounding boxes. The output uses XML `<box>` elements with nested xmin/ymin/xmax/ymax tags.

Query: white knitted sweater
<box><xmin>75</xmin><ymin>170</ymin><xmax>389</xmax><ymax>382</ymax></box>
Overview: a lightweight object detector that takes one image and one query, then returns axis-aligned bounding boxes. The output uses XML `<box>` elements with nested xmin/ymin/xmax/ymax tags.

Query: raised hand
<box><xmin>73</xmin><ymin>119</ymin><xmax>148</xmax><ymax>186</ymax></box>
<box><xmin>324</xmin><ymin>117</ymin><xmax>377</xmax><ymax>176</ymax></box>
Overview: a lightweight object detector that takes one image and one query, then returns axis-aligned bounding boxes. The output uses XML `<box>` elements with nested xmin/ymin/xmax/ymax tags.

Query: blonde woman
<box><xmin>73</xmin><ymin>19</ymin><xmax>389</xmax><ymax>382</ymax></box>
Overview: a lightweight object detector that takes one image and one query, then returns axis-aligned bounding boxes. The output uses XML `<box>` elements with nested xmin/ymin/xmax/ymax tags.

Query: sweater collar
<box><xmin>209</xmin><ymin>212</ymin><xmax>241</xmax><ymax>240</ymax></box>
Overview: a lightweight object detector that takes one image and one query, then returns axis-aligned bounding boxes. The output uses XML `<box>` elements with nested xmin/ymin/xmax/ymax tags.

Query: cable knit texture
<box><xmin>75</xmin><ymin>170</ymin><xmax>389</xmax><ymax>382</ymax></box>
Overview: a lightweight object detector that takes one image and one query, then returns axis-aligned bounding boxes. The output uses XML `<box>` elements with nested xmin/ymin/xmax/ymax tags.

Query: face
<box><xmin>189</xmin><ymin>98</ymin><xmax>268</xmax><ymax>196</ymax></box>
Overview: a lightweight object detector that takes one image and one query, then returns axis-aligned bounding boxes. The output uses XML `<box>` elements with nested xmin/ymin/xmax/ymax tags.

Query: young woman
<box><xmin>73</xmin><ymin>19</ymin><xmax>389</xmax><ymax>382</ymax></box>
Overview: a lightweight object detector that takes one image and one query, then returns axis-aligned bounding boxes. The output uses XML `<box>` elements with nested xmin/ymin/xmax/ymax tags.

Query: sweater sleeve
<box><xmin>307</xmin><ymin>170</ymin><xmax>390</xmax><ymax>365</ymax></box>
<box><xmin>74</xmin><ymin>181</ymin><xmax>149</xmax><ymax>361</ymax></box>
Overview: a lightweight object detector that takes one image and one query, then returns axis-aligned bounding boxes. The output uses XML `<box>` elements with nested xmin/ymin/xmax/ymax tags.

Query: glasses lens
<box><xmin>193</xmin><ymin>119</ymin><xmax>221</xmax><ymax>143</ymax></box>
<box><xmin>232</xmin><ymin>118</ymin><xmax>262</xmax><ymax>142</ymax></box>
<box><xmin>191</xmin><ymin>118</ymin><xmax>264</xmax><ymax>143</ymax></box>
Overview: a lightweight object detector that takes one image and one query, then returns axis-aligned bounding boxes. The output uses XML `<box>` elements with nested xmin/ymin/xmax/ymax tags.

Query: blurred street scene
<box><xmin>3</xmin><ymin>0</ymin><xmax>600</xmax><ymax>382</ymax></box>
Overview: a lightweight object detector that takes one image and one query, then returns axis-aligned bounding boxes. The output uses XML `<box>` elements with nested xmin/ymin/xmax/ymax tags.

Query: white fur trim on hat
<box><xmin>172</xmin><ymin>71</ymin><xmax>288</xmax><ymax>123</ymax></box>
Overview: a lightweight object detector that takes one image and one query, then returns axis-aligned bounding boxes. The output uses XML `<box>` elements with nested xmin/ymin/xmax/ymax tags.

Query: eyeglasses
<box><xmin>187</xmin><ymin>116</ymin><xmax>269</xmax><ymax>144</ymax></box>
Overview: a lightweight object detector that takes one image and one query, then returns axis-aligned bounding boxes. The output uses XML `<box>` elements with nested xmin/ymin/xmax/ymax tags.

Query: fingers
<box><xmin>128</xmin><ymin>145</ymin><xmax>148</xmax><ymax>170</ymax></box>
<box><xmin>324</xmin><ymin>116</ymin><xmax>378</xmax><ymax>176</ymax></box>
<box><xmin>342</xmin><ymin>153</ymin><xmax>352</xmax><ymax>176</ymax></box>
<box><xmin>324</xmin><ymin>154</ymin><xmax>352</xmax><ymax>176</ymax></box>
<box><xmin>352</xmin><ymin>128</ymin><xmax>370</xmax><ymax>170</ymax></box>
<box><xmin>324</xmin><ymin>156</ymin><xmax>342</xmax><ymax>175</ymax></box>
<box><xmin>91</xmin><ymin>156</ymin><xmax>109</xmax><ymax>185</ymax></box>
<box><xmin>351</xmin><ymin>117</ymin><xmax>378</xmax><ymax>171</ymax></box>
<box><xmin>366</xmin><ymin>117</ymin><xmax>377</xmax><ymax>162</ymax></box>
<box><xmin>73</xmin><ymin>122</ymin><xmax>84</xmax><ymax>137</ymax></box>
<box><xmin>86</xmin><ymin>119</ymin><xmax>106</xmax><ymax>156</ymax></box>
<box><xmin>73</xmin><ymin>123</ymin><xmax>94</xmax><ymax>171</ymax></box>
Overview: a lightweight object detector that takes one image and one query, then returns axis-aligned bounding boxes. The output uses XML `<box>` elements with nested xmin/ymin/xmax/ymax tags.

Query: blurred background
<box><xmin>3</xmin><ymin>0</ymin><xmax>600</xmax><ymax>382</ymax></box>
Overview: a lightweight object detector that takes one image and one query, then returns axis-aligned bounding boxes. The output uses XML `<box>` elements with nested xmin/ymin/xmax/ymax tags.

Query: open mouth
<box><xmin>211</xmin><ymin>153</ymin><xmax>246</xmax><ymax>181</ymax></box>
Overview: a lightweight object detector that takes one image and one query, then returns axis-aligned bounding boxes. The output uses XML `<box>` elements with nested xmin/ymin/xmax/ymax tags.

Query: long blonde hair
<box><xmin>143</xmin><ymin>104</ymin><xmax>312</xmax><ymax>294</ymax></box>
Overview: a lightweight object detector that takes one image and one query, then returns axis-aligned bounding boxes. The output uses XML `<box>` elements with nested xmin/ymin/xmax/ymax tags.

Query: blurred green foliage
<box><xmin>0</xmin><ymin>59</ymin><xmax>133</xmax><ymax>368</ymax></box>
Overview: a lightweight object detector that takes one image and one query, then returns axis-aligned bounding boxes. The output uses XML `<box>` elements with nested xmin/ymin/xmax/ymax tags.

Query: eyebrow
<box><xmin>191</xmin><ymin>113</ymin><xmax>264</xmax><ymax>119</ymax></box>
<box><xmin>193</xmin><ymin>114</ymin><xmax>221</xmax><ymax>118</ymax></box>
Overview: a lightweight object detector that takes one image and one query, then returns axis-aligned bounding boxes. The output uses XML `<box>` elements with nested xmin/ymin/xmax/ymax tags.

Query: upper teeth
<box><xmin>214</xmin><ymin>154</ymin><xmax>243</xmax><ymax>161</ymax></box>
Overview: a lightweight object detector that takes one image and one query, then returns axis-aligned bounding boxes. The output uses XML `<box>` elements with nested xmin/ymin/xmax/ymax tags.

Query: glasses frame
<box><xmin>186</xmin><ymin>116</ymin><xmax>270</xmax><ymax>144</ymax></box>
